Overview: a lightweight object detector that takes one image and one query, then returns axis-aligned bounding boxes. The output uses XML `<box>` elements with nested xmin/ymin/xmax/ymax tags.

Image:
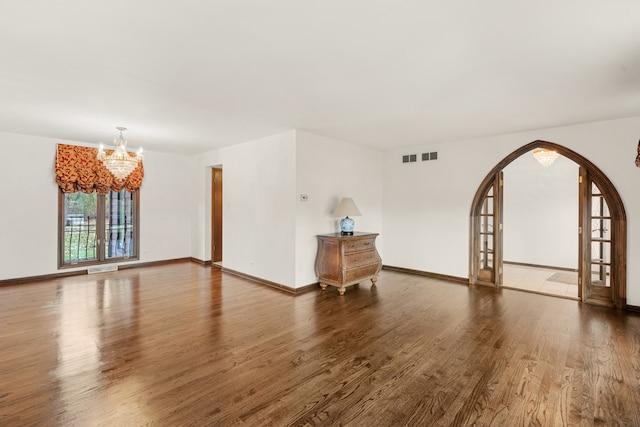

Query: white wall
<box><xmin>382</xmin><ymin>115</ymin><xmax>640</xmax><ymax>305</ymax></box>
<box><xmin>382</xmin><ymin>142</ymin><xmax>479</xmax><ymax>275</ymax></box>
<box><xmin>193</xmin><ymin>131</ymin><xmax>298</xmax><ymax>287</ymax></box>
<box><xmin>0</xmin><ymin>131</ymin><xmax>192</xmax><ymax>281</ymax></box>
<box><xmin>1</xmin><ymin>133</ymin><xmax>60</xmax><ymax>279</ymax></box>
<box><xmin>295</xmin><ymin>131</ymin><xmax>383</xmax><ymax>287</ymax></box>
<box><xmin>138</xmin><ymin>150</ymin><xmax>192</xmax><ymax>264</ymax></box>
<box><xmin>4</xmin><ymin>116</ymin><xmax>639</xmax><ymax>305</ymax></box>
<box><xmin>503</xmin><ymin>154</ymin><xmax>579</xmax><ymax>269</ymax></box>
<box><xmin>191</xmin><ymin>130</ymin><xmax>383</xmax><ymax>289</ymax></box>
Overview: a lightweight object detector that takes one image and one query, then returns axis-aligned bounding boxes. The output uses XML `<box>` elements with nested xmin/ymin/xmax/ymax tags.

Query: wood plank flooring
<box><xmin>1</xmin><ymin>261</ymin><xmax>639</xmax><ymax>426</ymax></box>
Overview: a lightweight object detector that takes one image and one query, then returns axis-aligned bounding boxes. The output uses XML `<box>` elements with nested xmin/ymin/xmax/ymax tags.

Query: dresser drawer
<box><xmin>344</xmin><ymin>250</ymin><xmax>379</xmax><ymax>269</ymax></box>
<box><xmin>343</xmin><ymin>237</ymin><xmax>375</xmax><ymax>253</ymax></box>
<box><xmin>344</xmin><ymin>264</ymin><xmax>380</xmax><ymax>284</ymax></box>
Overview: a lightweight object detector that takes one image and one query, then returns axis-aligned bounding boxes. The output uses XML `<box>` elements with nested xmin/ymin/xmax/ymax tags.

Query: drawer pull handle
<box><xmin>364</xmin><ymin>242</ymin><xmax>370</xmax><ymax>245</ymax></box>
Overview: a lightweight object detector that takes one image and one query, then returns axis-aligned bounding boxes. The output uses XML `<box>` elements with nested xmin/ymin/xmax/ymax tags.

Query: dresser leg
<box><xmin>371</xmin><ymin>277</ymin><xmax>378</xmax><ymax>287</ymax></box>
<box><xmin>338</xmin><ymin>287</ymin><xmax>346</xmax><ymax>296</ymax></box>
<box><xmin>320</xmin><ymin>283</ymin><xmax>327</xmax><ymax>291</ymax></box>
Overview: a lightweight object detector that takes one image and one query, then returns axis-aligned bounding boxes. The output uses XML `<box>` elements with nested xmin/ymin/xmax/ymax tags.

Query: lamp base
<box><xmin>340</xmin><ymin>216</ymin><xmax>355</xmax><ymax>235</ymax></box>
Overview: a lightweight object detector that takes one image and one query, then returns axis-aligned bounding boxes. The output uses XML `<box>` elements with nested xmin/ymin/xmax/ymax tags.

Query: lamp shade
<box><xmin>333</xmin><ymin>198</ymin><xmax>362</xmax><ymax>217</ymax></box>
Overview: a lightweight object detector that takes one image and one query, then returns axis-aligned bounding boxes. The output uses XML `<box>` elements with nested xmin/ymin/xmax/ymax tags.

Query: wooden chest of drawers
<box><xmin>315</xmin><ymin>232</ymin><xmax>382</xmax><ymax>295</ymax></box>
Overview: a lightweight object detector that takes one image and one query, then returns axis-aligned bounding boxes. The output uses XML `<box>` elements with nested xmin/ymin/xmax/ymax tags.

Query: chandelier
<box><xmin>532</xmin><ymin>148</ymin><xmax>559</xmax><ymax>167</ymax></box>
<box><xmin>97</xmin><ymin>127</ymin><xmax>143</xmax><ymax>180</ymax></box>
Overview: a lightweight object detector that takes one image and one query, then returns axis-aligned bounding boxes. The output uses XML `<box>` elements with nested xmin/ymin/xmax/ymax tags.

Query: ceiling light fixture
<box><xmin>97</xmin><ymin>127</ymin><xmax>143</xmax><ymax>180</ymax></box>
<box><xmin>532</xmin><ymin>148</ymin><xmax>559</xmax><ymax>167</ymax></box>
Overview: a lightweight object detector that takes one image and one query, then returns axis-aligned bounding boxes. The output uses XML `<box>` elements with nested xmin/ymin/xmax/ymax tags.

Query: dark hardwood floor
<box><xmin>1</xmin><ymin>262</ymin><xmax>639</xmax><ymax>426</ymax></box>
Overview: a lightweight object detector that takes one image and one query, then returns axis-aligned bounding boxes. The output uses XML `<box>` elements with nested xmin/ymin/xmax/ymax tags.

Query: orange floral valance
<box><xmin>55</xmin><ymin>144</ymin><xmax>144</xmax><ymax>194</ymax></box>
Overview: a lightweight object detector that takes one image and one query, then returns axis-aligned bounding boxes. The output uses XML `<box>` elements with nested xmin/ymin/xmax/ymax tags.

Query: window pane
<box><xmin>105</xmin><ymin>189</ymin><xmax>135</xmax><ymax>259</ymax></box>
<box><xmin>63</xmin><ymin>192</ymin><xmax>98</xmax><ymax>263</ymax></box>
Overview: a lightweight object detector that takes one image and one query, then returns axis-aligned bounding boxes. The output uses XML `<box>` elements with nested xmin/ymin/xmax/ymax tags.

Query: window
<box><xmin>59</xmin><ymin>189</ymin><xmax>139</xmax><ymax>267</ymax></box>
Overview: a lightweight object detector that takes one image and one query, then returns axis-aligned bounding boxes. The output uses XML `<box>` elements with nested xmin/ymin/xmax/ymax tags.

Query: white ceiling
<box><xmin>1</xmin><ymin>1</ymin><xmax>639</xmax><ymax>155</ymax></box>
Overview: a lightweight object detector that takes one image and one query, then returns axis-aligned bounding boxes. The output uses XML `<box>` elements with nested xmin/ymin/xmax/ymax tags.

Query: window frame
<box><xmin>58</xmin><ymin>189</ymin><xmax>140</xmax><ymax>269</ymax></box>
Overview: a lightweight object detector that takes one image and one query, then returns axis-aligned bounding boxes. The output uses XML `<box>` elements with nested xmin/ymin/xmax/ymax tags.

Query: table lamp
<box><xmin>334</xmin><ymin>197</ymin><xmax>362</xmax><ymax>235</ymax></box>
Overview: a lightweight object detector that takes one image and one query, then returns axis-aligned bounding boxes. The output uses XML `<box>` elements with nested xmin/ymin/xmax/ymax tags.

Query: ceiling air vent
<box><xmin>402</xmin><ymin>154</ymin><xmax>417</xmax><ymax>163</ymax></box>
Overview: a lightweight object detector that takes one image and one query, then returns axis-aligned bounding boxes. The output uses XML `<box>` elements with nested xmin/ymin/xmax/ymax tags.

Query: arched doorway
<box><xmin>469</xmin><ymin>141</ymin><xmax>627</xmax><ymax>309</ymax></box>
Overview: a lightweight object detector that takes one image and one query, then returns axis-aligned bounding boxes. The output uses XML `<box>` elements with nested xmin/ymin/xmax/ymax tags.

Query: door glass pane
<box><xmin>591</xmin><ymin>241</ymin><xmax>611</xmax><ymax>265</ymax></box>
<box><xmin>591</xmin><ymin>264</ymin><xmax>610</xmax><ymax>287</ymax></box>
<box><xmin>480</xmin><ymin>252</ymin><xmax>493</xmax><ymax>270</ymax></box>
<box><xmin>591</xmin><ymin>218</ymin><xmax>611</xmax><ymax>241</ymax></box>
<box><xmin>480</xmin><ymin>215</ymin><xmax>493</xmax><ymax>233</ymax></box>
<box><xmin>482</xmin><ymin>188</ymin><xmax>494</xmax><ymax>215</ymax></box>
<box><xmin>105</xmin><ymin>189</ymin><xmax>135</xmax><ymax>259</ymax></box>
<box><xmin>63</xmin><ymin>192</ymin><xmax>98</xmax><ymax>263</ymax></box>
<box><xmin>591</xmin><ymin>196</ymin><xmax>610</xmax><ymax>218</ymax></box>
<box><xmin>485</xmin><ymin>235</ymin><xmax>494</xmax><ymax>252</ymax></box>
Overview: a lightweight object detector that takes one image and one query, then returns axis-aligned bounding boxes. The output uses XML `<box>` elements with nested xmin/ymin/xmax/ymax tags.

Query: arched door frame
<box><xmin>469</xmin><ymin>140</ymin><xmax>627</xmax><ymax>309</ymax></box>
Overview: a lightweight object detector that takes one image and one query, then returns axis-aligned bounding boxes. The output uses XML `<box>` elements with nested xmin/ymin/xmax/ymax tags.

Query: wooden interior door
<box><xmin>496</xmin><ymin>171</ymin><xmax>504</xmax><ymax>287</ymax></box>
<box><xmin>477</xmin><ymin>171</ymin><xmax>503</xmax><ymax>287</ymax></box>
<box><xmin>579</xmin><ymin>167</ymin><xmax>614</xmax><ymax>306</ymax></box>
<box><xmin>212</xmin><ymin>168</ymin><xmax>223</xmax><ymax>263</ymax></box>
